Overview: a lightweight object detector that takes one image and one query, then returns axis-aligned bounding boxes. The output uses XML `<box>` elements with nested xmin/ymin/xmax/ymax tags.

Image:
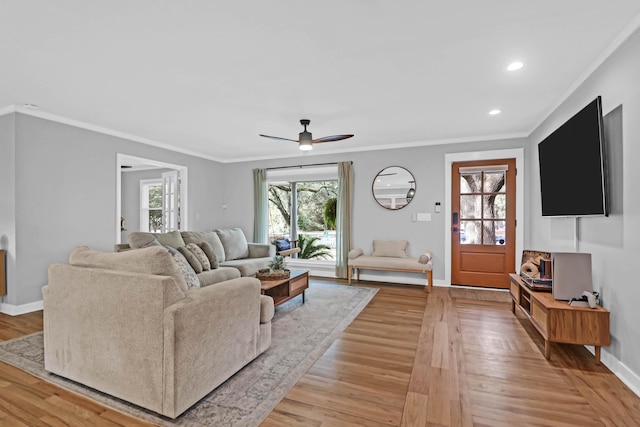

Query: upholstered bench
<box><xmin>347</xmin><ymin>240</ymin><xmax>433</xmax><ymax>292</ymax></box>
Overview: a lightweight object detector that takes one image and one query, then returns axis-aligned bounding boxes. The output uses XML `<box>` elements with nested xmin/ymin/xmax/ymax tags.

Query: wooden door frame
<box><xmin>444</xmin><ymin>148</ymin><xmax>524</xmax><ymax>287</ymax></box>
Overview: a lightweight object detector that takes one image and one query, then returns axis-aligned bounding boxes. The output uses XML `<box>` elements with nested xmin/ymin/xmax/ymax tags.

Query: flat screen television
<box><xmin>538</xmin><ymin>96</ymin><xmax>608</xmax><ymax>217</ymax></box>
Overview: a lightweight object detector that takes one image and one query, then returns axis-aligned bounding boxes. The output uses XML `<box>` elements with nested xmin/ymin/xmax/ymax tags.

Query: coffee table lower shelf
<box><xmin>259</xmin><ymin>269</ymin><xmax>309</xmax><ymax>307</ymax></box>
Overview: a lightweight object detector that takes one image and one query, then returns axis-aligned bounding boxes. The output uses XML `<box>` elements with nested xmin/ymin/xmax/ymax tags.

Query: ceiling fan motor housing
<box><xmin>299</xmin><ymin>130</ymin><xmax>313</xmax><ymax>150</ymax></box>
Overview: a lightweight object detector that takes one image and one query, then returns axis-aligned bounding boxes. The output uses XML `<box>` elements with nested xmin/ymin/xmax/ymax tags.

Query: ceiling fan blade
<box><xmin>312</xmin><ymin>134</ymin><xmax>354</xmax><ymax>143</ymax></box>
<box><xmin>259</xmin><ymin>134</ymin><xmax>299</xmax><ymax>143</ymax></box>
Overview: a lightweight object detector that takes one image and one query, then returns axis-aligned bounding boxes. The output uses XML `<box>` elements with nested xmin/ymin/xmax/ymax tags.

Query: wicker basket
<box><xmin>256</xmin><ymin>269</ymin><xmax>290</xmax><ymax>281</ymax></box>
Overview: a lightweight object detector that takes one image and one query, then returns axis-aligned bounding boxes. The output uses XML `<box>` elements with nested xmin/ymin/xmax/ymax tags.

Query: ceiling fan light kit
<box><xmin>259</xmin><ymin>119</ymin><xmax>354</xmax><ymax>151</ymax></box>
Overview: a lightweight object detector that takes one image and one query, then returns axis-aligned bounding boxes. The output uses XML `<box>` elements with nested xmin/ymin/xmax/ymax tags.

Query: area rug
<box><xmin>0</xmin><ymin>282</ymin><xmax>377</xmax><ymax>426</ymax></box>
<box><xmin>449</xmin><ymin>286</ymin><xmax>511</xmax><ymax>303</ymax></box>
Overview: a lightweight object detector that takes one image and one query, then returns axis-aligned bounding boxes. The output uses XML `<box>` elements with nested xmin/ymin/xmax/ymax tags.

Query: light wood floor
<box><xmin>1</xmin><ymin>281</ymin><xmax>640</xmax><ymax>426</ymax></box>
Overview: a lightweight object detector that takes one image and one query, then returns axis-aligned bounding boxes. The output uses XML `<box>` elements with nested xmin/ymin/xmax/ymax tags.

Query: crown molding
<box><xmin>9</xmin><ymin>105</ymin><xmax>226</xmax><ymax>164</ymax></box>
<box><xmin>528</xmin><ymin>11</ymin><xmax>640</xmax><ymax>136</ymax></box>
<box><xmin>0</xmin><ymin>105</ymin><xmax>16</xmax><ymax>117</ymax></box>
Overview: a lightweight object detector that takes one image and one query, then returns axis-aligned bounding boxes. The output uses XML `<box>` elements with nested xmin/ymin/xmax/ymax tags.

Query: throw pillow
<box><xmin>198</xmin><ymin>241</ymin><xmax>219</xmax><ymax>269</ymax></box>
<box><xmin>186</xmin><ymin>243</ymin><xmax>211</xmax><ymax>271</ymax></box>
<box><xmin>167</xmin><ymin>247</ymin><xmax>200</xmax><ymax>289</ymax></box>
<box><xmin>274</xmin><ymin>239</ymin><xmax>291</xmax><ymax>252</ymax></box>
<box><xmin>215</xmin><ymin>228</ymin><xmax>249</xmax><ymax>260</ymax></box>
<box><xmin>372</xmin><ymin>240</ymin><xmax>409</xmax><ymax>258</ymax></box>
<box><xmin>177</xmin><ymin>246</ymin><xmax>203</xmax><ymax>274</ymax></box>
<box><xmin>181</xmin><ymin>231</ymin><xmax>226</xmax><ymax>263</ymax></box>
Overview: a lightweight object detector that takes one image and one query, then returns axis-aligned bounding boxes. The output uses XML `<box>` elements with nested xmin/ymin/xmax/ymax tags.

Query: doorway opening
<box><xmin>116</xmin><ymin>154</ymin><xmax>188</xmax><ymax>244</ymax></box>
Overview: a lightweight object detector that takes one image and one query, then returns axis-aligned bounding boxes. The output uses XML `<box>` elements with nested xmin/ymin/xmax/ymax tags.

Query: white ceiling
<box><xmin>3</xmin><ymin>1</ymin><xmax>640</xmax><ymax>163</ymax></box>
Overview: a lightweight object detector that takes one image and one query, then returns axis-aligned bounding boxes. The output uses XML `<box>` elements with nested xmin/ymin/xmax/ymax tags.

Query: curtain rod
<box><xmin>265</xmin><ymin>161</ymin><xmax>352</xmax><ymax>171</ymax></box>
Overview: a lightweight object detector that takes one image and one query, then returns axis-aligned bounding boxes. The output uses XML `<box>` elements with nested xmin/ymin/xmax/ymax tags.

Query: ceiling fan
<box><xmin>259</xmin><ymin>119</ymin><xmax>354</xmax><ymax>151</ymax></box>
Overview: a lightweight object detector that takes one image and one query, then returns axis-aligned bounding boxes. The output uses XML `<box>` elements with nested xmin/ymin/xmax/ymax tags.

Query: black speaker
<box><xmin>540</xmin><ymin>258</ymin><xmax>552</xmax><ymax>279</ymax></box>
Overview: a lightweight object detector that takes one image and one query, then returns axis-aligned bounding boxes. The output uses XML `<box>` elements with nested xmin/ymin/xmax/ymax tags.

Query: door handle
<box><xmin>452</xmin><ymin>212</ymin><xmax>459</xmax><ymax>225</ymax></box>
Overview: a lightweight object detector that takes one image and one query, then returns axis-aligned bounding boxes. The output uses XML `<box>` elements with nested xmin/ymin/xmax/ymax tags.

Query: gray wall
<box><xmin>220</xmin><ymin>137</ymin><xmax>529</xmax><ymax>282</ymax></box>
<box><xmin>0</xmin><ymin>114</ymin><xmax>16</xmax><ymax>305</ymax></box>
<box><xmin>528</xmin><ymin>27</ymin><xmax>640</xmax><ymax>378</ymax></box>
<box><xmin>10</xmin><ymin>114</ymin><xmax>225</xmax><ymax>306</ymax></box>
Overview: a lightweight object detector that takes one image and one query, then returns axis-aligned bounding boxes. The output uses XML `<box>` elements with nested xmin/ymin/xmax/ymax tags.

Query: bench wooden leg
<box><xmin>425</xmin><ymin>271</ymin><xmax>433</xmax><ymax>293</ymax></box>
<box><xmin>348</xmin><ymin>266</ymin><xmax>352</xmax><ymax>284</ymax></box>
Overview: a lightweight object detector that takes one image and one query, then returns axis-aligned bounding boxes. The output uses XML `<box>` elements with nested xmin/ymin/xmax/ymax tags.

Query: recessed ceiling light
<box><xmin>489</xmin><ymin>109</ymin><xmax>501</xmax><ymax>116</ymax></box>
<box><xmin>507</xmin><ymin>61</ymin><xmax>523</xmax><ymax>71</ymax></box>
<box><xmin>23</xmin><ymin>103</ymin><xmax>39</xmax><ymax>110</ymax></box>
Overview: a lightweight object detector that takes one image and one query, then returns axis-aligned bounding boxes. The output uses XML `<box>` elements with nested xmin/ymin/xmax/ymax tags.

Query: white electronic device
<box><xmin>569</xmin><ymin>291</ymin><xmax>599</xmax><ymax>308</ymax></box>
<box><xmin>551</xmin><ymin>252</ymin><xmax>593</xmax><ymax>301</ymax></box>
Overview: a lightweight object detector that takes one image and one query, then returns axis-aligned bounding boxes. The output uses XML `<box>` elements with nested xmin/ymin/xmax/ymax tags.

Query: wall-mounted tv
<box><xmin>538</xmin><ymin>96</ymin><xmax>608</xmax><ymax>217</ymax></box>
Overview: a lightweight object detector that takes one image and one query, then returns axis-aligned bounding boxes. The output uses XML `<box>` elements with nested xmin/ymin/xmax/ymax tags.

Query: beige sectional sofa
<box><xmin>43</xmin><ymin>245</ymin><xmax>274</xmax><ymax>418</ymax></box>
<box><xmin>116</xmin><ymin>228</ymin><xmax>276</xmax><ymax>286</ymax></box>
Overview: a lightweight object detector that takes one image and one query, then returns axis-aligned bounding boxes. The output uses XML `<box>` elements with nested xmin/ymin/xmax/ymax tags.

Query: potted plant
<box><xmin>268</xmin><ymin>255</ymin><xmax>286</xmax><ymax>272</ymax></box>
<box><xmin>257</xmin><ymin>255</ymin><xmax>290</xmax><ymax>280</ymax></box>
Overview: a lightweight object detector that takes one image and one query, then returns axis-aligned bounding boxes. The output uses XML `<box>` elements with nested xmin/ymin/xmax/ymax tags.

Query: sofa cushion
<box><xmin>198</xmin><ymin>241</ymin><xmax>219</xmax><ymax>269</ymax></box>
<box><xmin>216</xmin><ymin>228</ymin><xmax>249</xmax><ymax>261</ymax></box>
<box><xmin>69</xmin><ymin>245</ymin><xmax>189</xmax><ymax>293</ymax></box>
<box><xmin>348</xmin><ymin>254</ymin><xmax>432</xmax><ymax>272</ymax></box>
<box><xmin>196</xmin><ymin>267</ymin><xmax>242</xmax><ymax>287</ymax></box>
<box><xmin>177</xmin><ymin>246</ymin><xmax>203</xmax><ymax>274</ymax></box>
<box><xmin>248</xmin><ymin>243</ymin><xmax>275</xmax><ymax>258</ymax></box>
<box><xmin>181</xmin><ymin>231</ymin><xmax>226</xmax><ymax>263</ymax></box>
<box><xmin>128</xmin><ymin>231</ymin><xmax>186</xmax><ymax>249</ymax></box>
<box><xmin>373</xmin><ymin>240</ymin><xmax>409</xmax><ymax>258</ymax></box>
<box><xmin>220</xmin><ymin>257</ymin><xmax>271</xmax><ymax>277</ymax></box>
<box><xmin>187</xmin><ymin>243</ymin><xmax>211</xmax><ymax>271</ymax></box>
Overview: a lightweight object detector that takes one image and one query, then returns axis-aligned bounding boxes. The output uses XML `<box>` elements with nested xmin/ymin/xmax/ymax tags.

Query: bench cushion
<box><xmin>348</xmin><ymin>255</ymin><xmax>432</xmax><ymax>272</ymax></box>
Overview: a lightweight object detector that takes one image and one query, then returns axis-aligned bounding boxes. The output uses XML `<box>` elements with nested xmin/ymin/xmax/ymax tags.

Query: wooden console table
<box><xmin>509</xmin><ymin>273</ymin><xmax>610</xmax><ymax>364</ymax></box>
<box><xmin>260</xmin><ymin>269</ymin><xmax>308</xmax><ymax>307</ymax></box>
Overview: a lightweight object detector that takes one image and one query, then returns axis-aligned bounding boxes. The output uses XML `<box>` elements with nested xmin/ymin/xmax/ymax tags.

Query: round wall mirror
<box><xmin>372</xmin><ymin>166</ymin><xmax>416</xmax><ymax>210</ymax></box>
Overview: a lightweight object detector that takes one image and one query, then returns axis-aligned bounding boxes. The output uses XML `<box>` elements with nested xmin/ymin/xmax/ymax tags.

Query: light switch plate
<box><xmin>417</xmin><ymin>213</ymin><xmax>431</xmax><ymax>221</ymax></box>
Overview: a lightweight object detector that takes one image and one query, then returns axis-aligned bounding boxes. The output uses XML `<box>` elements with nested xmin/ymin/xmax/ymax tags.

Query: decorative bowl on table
<box><xmin>256</xmin><ymin>269</ymin><xmax>290</xmax><ymax>281</ymax></box>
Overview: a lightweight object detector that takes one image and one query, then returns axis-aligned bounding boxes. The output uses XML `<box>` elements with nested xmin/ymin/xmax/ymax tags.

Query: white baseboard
<box><xmin>596</xmin><ymin>347</ymin><xmax>640</xmax><ymax>398</ymax></box>
<box><xmin>0</xmin><ymin>300</ymin><xmax>43</xmax><ymax>316</ymax></box>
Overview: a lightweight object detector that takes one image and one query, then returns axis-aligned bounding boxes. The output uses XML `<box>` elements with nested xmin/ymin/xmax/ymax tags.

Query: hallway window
<box><xmin>140</xmin><ymin>179</ymin><xmax>163</xmax><ymax>232</ymax></box>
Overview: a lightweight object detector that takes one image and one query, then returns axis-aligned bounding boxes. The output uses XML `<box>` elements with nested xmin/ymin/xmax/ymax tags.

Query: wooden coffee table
<box><xmin>259</xmin><ymin>269</ymin><xmax>309</xmax><ymax>306</ymax></box>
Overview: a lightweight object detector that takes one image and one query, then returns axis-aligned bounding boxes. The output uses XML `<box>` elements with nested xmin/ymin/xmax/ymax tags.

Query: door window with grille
<box><xmin>458</xmin><ymin>165</ymin><xmax>507</xmax><ymax>246</ymax></box>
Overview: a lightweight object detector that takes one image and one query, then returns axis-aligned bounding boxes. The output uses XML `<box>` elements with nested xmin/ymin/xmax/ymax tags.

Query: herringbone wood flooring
<box><xmin>1</xmin><ymin>281</ymin><xmax>639</xmax><ymax>426</ymax></box>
